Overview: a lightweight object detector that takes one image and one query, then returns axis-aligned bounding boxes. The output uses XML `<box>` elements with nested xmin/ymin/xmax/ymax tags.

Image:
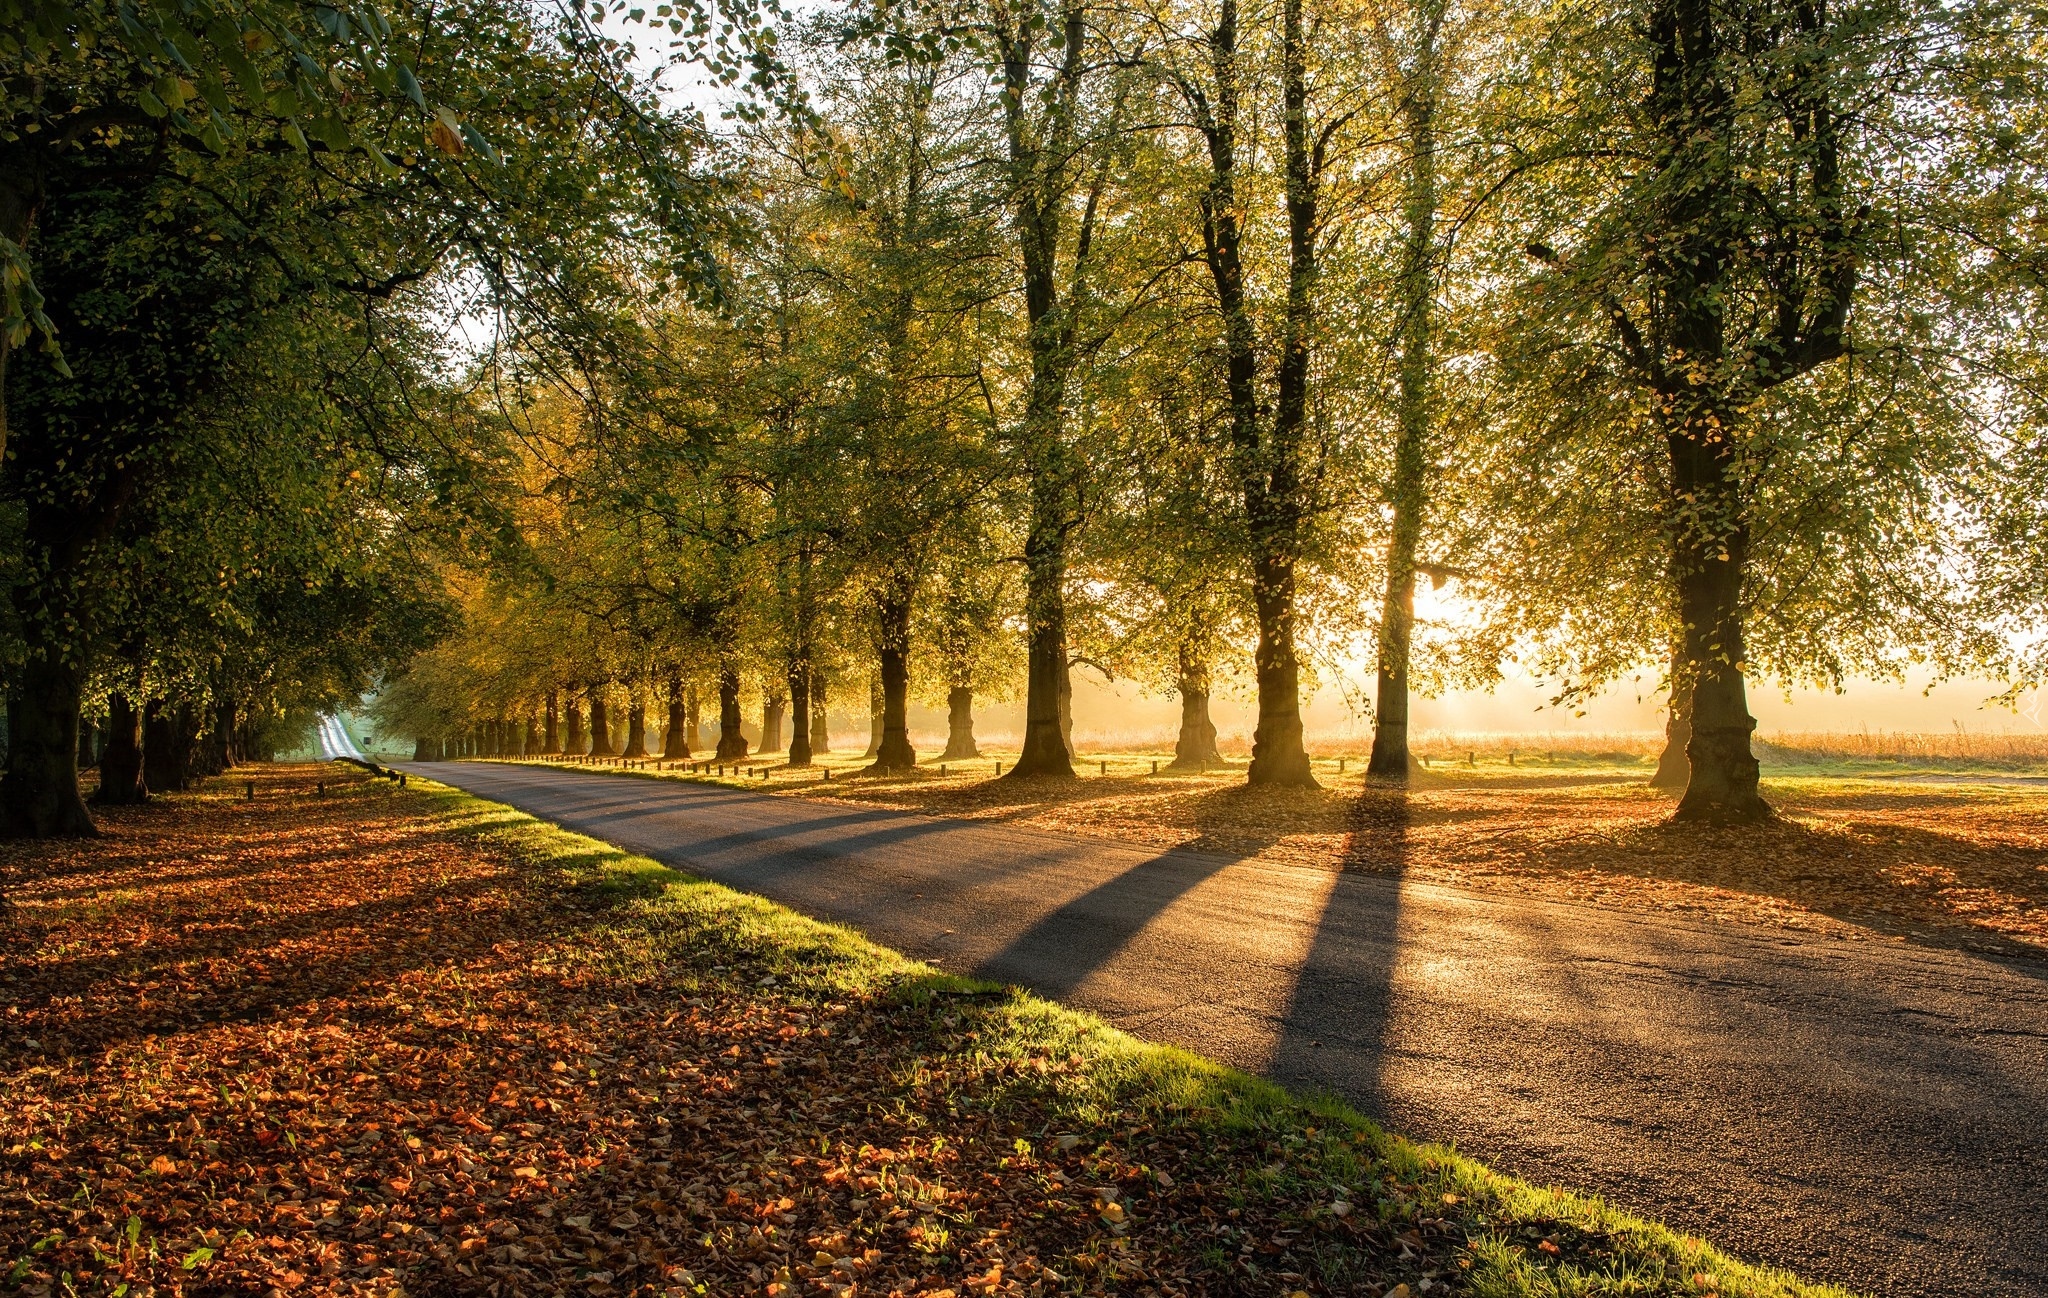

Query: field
<box><xmin>0</xmin><ymin>769</ymin><xmax>1850</xmax><ymax>1298</ymax></box>
<box><xmin>513</xmin><ymin>732</ymin><xmax>2048</xmax><ymax>961</ymax></box>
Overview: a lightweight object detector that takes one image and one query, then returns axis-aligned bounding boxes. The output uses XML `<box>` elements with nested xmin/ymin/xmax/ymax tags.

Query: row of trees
<box><xmin>9</xmin><ymin>0</ymin><xmax>2048</xmax><ymax>833</ymax></box>
<box><xmin>0</xmin><ymin>0</ymin><xmax>761</xmax><ymax>834</ymax></box>
<box><xmin>378</xmin><ymin>0</ymin><xmax>2048</xmax><ymax>826</ymax></box>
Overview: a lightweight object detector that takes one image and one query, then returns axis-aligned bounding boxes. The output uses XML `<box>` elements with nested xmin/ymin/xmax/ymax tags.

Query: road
<box><xmin>315</xmin><ymin>714</ymin><xmax>367</xmax><ymax>762</ymax></box>
<box><xmin>405</xmin><ymin>760</ymin><xmax>2048</xmax><ymax>1298</ymax></box>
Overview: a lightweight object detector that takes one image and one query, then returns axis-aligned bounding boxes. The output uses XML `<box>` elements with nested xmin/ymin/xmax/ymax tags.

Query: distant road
<box><xmin>314</xmin><ymin>715</ymin><xmax>366</xmax><ymax>761</ymax></box>
<box><xmin>407</xmin><ymin>760</ymin><xmax>2048</xmax><ymax>1298</ymax></box>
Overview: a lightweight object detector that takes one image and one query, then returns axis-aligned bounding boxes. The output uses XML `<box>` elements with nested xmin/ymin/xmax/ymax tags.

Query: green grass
<box><xmin>411</xmin><ymin>775</ymin><xmax>1858</xmax><ymax>1298</ymax></box>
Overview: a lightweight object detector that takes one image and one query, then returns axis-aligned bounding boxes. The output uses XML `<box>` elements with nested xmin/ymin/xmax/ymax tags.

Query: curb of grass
<box><xmin>407</xmin><ymin>775</ymin><xmax>1860</xmax><ymax>1298</ymax></box>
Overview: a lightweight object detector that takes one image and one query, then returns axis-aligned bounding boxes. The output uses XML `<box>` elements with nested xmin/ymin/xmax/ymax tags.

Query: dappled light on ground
<box><xmin>605</xmin><ymin>753</ymin><xmax>2048</xmax><ymax>960</ymax></box>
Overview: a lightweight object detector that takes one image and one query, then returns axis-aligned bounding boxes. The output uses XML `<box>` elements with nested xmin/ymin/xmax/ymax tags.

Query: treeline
<box><xmin>7</xmin><ymin>0</ymin><xmax>2048</xmax><ymax>835</ymax></box>
<box><xmin>0</xmin><ymin>0</ymin><xmax>743</xmax><ymax>834</ymax></box>
<box><xmin>377</xmin><ymin>0</ymin><xmax>2048</xmax><ymax>827</ymax></box>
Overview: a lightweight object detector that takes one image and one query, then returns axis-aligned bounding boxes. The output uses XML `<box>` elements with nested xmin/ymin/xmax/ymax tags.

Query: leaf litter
<box><xmin>0</xmin><ymin>767</ymin><xmax>1840</xmax><ymax>1298</ymax></box>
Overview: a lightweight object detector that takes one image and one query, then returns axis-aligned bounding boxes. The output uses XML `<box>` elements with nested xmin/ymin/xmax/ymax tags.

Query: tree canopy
<box><xmin>7</xmin><ymin>0</ymin><xmax>2048</xmax><ymax>834</ymax></box>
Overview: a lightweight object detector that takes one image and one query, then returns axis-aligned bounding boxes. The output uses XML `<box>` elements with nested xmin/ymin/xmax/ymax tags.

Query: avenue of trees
<box><xmin>5</xmin><ymin>0</ymin><xmax>2047</xmax><ymax>835</ymax></box>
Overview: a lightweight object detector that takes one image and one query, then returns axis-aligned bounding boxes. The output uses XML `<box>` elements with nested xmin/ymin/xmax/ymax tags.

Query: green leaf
<box><xmin>196</xmin><ymin>71</ymin><xmax>231</xmax><ymax>116</ymax></box>
<box><xmin>305</xmin><ymin>113</ymin><xmax>349</xmax><ymax>150</ymax></box>
<box><xmin>460</xmin><ymin>123</ymin><xmax>502</xmax><ymax>166</ymax></box>
<box><xmin>396</xmin><ymin>63</ymin><xmax>426</xmax><ymax>110</ymax></box>
<box><xmin>207</xmin><ymin>20</ymin><xmax>263</xmax><ymax>97</ymax></box>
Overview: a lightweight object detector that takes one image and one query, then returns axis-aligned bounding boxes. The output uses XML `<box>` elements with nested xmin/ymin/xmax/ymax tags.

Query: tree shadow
<box><xmin>971</xmin><ymin>846</ymin><xmax>1252</xmax><ymax>1001</ymax></box>
<box><xmin>1260</xmin><ymin>787</ymin><xmax>1412</xmax><ymax>1121</ymax></box>
<box><xmin>1533</xmin><ymin>796</ymin><xmax>2048</xmax><ymax>968</ymax></box>
<box><xmin>0</xmin><ymin>797</ymin><xmax>648</xmax><ymax>1059</ymax></box>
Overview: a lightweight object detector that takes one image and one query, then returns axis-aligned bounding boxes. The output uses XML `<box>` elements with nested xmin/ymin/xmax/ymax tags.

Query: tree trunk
<box><xmin>565</xmin><ymin>696</ymin><xmax>585</xmax><ymax>756</ymax></box>
<box><xmin>588</xmin><ymin>693</ymin><xmax>614</xmax><ymax>757</ymax></box>
<box><xmin>1168</xmin><ymin>645</ymin><xmax>1223</xmax><ymax>770</ymax></box>
<box><xmin>940</xmin><ymin>687</ymin><xmax>979</xmax><ymax>760</ymax></box>
<box><xmin>1059</xmin><ymin>664</ymin><xmax>1075</xmax><ymax>756</ymax></box>
<box><xmin>810</xmin><ymin>672</ymin><xmax>830</xmax><ymax>754</ymax></box>
<box><xmin>864</xmin><ymin>675</ymin><xmax>884</xmax><ymax>759</ymax></box>
<box><xmin>715</xmin><ymin>662</ymin><xmax>750</xmax><ymax>761</ymax></box>
<box><xmin>1247</xmin><ymin>554</ymin><xmax>1317</xmax><ymax>786</ymax></box>
<box><xmin>1369</xmin><ymin>49</ymin><xmax>1438</xmax><ymax>783</ymax></box>
<box><xmin>543</xmin><ymin>689</ymin><xmax>561</xmax><ymax>754</ymax></box>
<box><xmin>1650</xmin><ymin>639</ymin><xmax>1693</xmax><ymax>791</ymax></box>
<box><xmin>143</xmin><ymin>699</ymin><xmax>192</xmax><ymax>794</ymax></box>
<box><xmin>1645</xmin><ymin>0</ymin><xmax>1777</xmax><ymax>824</ymax></box>
<box><xmin>1367</xmin><ymin>546</ymin><xmax>1419</xmax><ymax>781</ymax></box>
<box><xmin>788</xmin><ymin>659</ymin><xmax>813</xmax><ymax>767</ymax></box>
<box><xmin>0</xmin><ymin>436</ymin><xmax>138</xmax><ymax>837</ymax></box>
<box><xmin>761</xmin><ymin>690</ymin><xmax>786</xmax><ymax>754</ymax></box>
<box><xmin>1674</xmin><ymin>517</ymin><xmax>1768</xmax><ymax>821</ymax></box>
<box><xmin>1009</xmin><ymin>495</ymin><xmax>1075</xmax><ymax>777</ymax></box>
<box><xmin>994</xmin><ymin>8</ymin><xmax>1087</xmax><ymax>782</ymax></box>
<box><xmin>1243</xmin><ymin>0</ymin><xmax>1320</xmax><ymax>790</ymax></box>
<box><xmin>623</xmin><ymin>696</ymin><xmax>649</xmax><ymax>759</ymax></box>
<box><xmin>213</xmin><ymin>697</ymin><xmax>239</xmax><ymax>771</ymax></box>
<box><xmin>663</xmin><ymin>671</ymin><xmax>690</xmax><ymax>759</ymax></box>
<box><xmin>1191</xmin><ymin>0</ymin><xmax>1316</xmax><ymax>790</ymax></box>
<box><xmin>870</xmin><ymin>593</ymin><xmax>917</xmax><ymax>772</ymax></box>
<box><xmin>686</xmin><ymin>683</ymin><xmax>702</xmax><ymax>751</ymax></box>
<box><xmin>1</xmin><ymin>654</ymin><xmax>97</xmax><ymax>834</ymax></box>
<box><xmin>192</xmin><ymin>700</ymin><xmax>226</xmax><ymax>777</ymax></box>
<box><xmin>95</xmin><ymin>693</ymin><xmax>146</xmax><ymax>805</ymax></box>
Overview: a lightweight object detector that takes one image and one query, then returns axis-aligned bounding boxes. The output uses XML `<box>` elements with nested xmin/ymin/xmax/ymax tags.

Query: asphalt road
<box><xmin>406</xmin><ymin>761</ymin><xmax>2048</xmax><ymax>1298</ymax></box>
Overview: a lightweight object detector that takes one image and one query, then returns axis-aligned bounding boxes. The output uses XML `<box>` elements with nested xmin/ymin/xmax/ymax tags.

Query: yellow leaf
<box><xmin>429</xmin><ymin>120</ymin><xmax>464</xmax><ymax>156</ymax></box>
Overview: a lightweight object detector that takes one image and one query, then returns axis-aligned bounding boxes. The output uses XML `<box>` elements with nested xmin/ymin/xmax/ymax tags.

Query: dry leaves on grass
<box><xmin>0</xmin><ymin>769</ymin><xmax>1492</xmax><ymax>1298</ymax></box>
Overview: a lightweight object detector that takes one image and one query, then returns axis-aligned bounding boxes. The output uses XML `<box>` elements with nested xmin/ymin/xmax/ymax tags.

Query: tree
<box><xmin>1484</xmin><ymin>0</ymin><xmax>2027</xmax><ymax>822</ymax></box>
